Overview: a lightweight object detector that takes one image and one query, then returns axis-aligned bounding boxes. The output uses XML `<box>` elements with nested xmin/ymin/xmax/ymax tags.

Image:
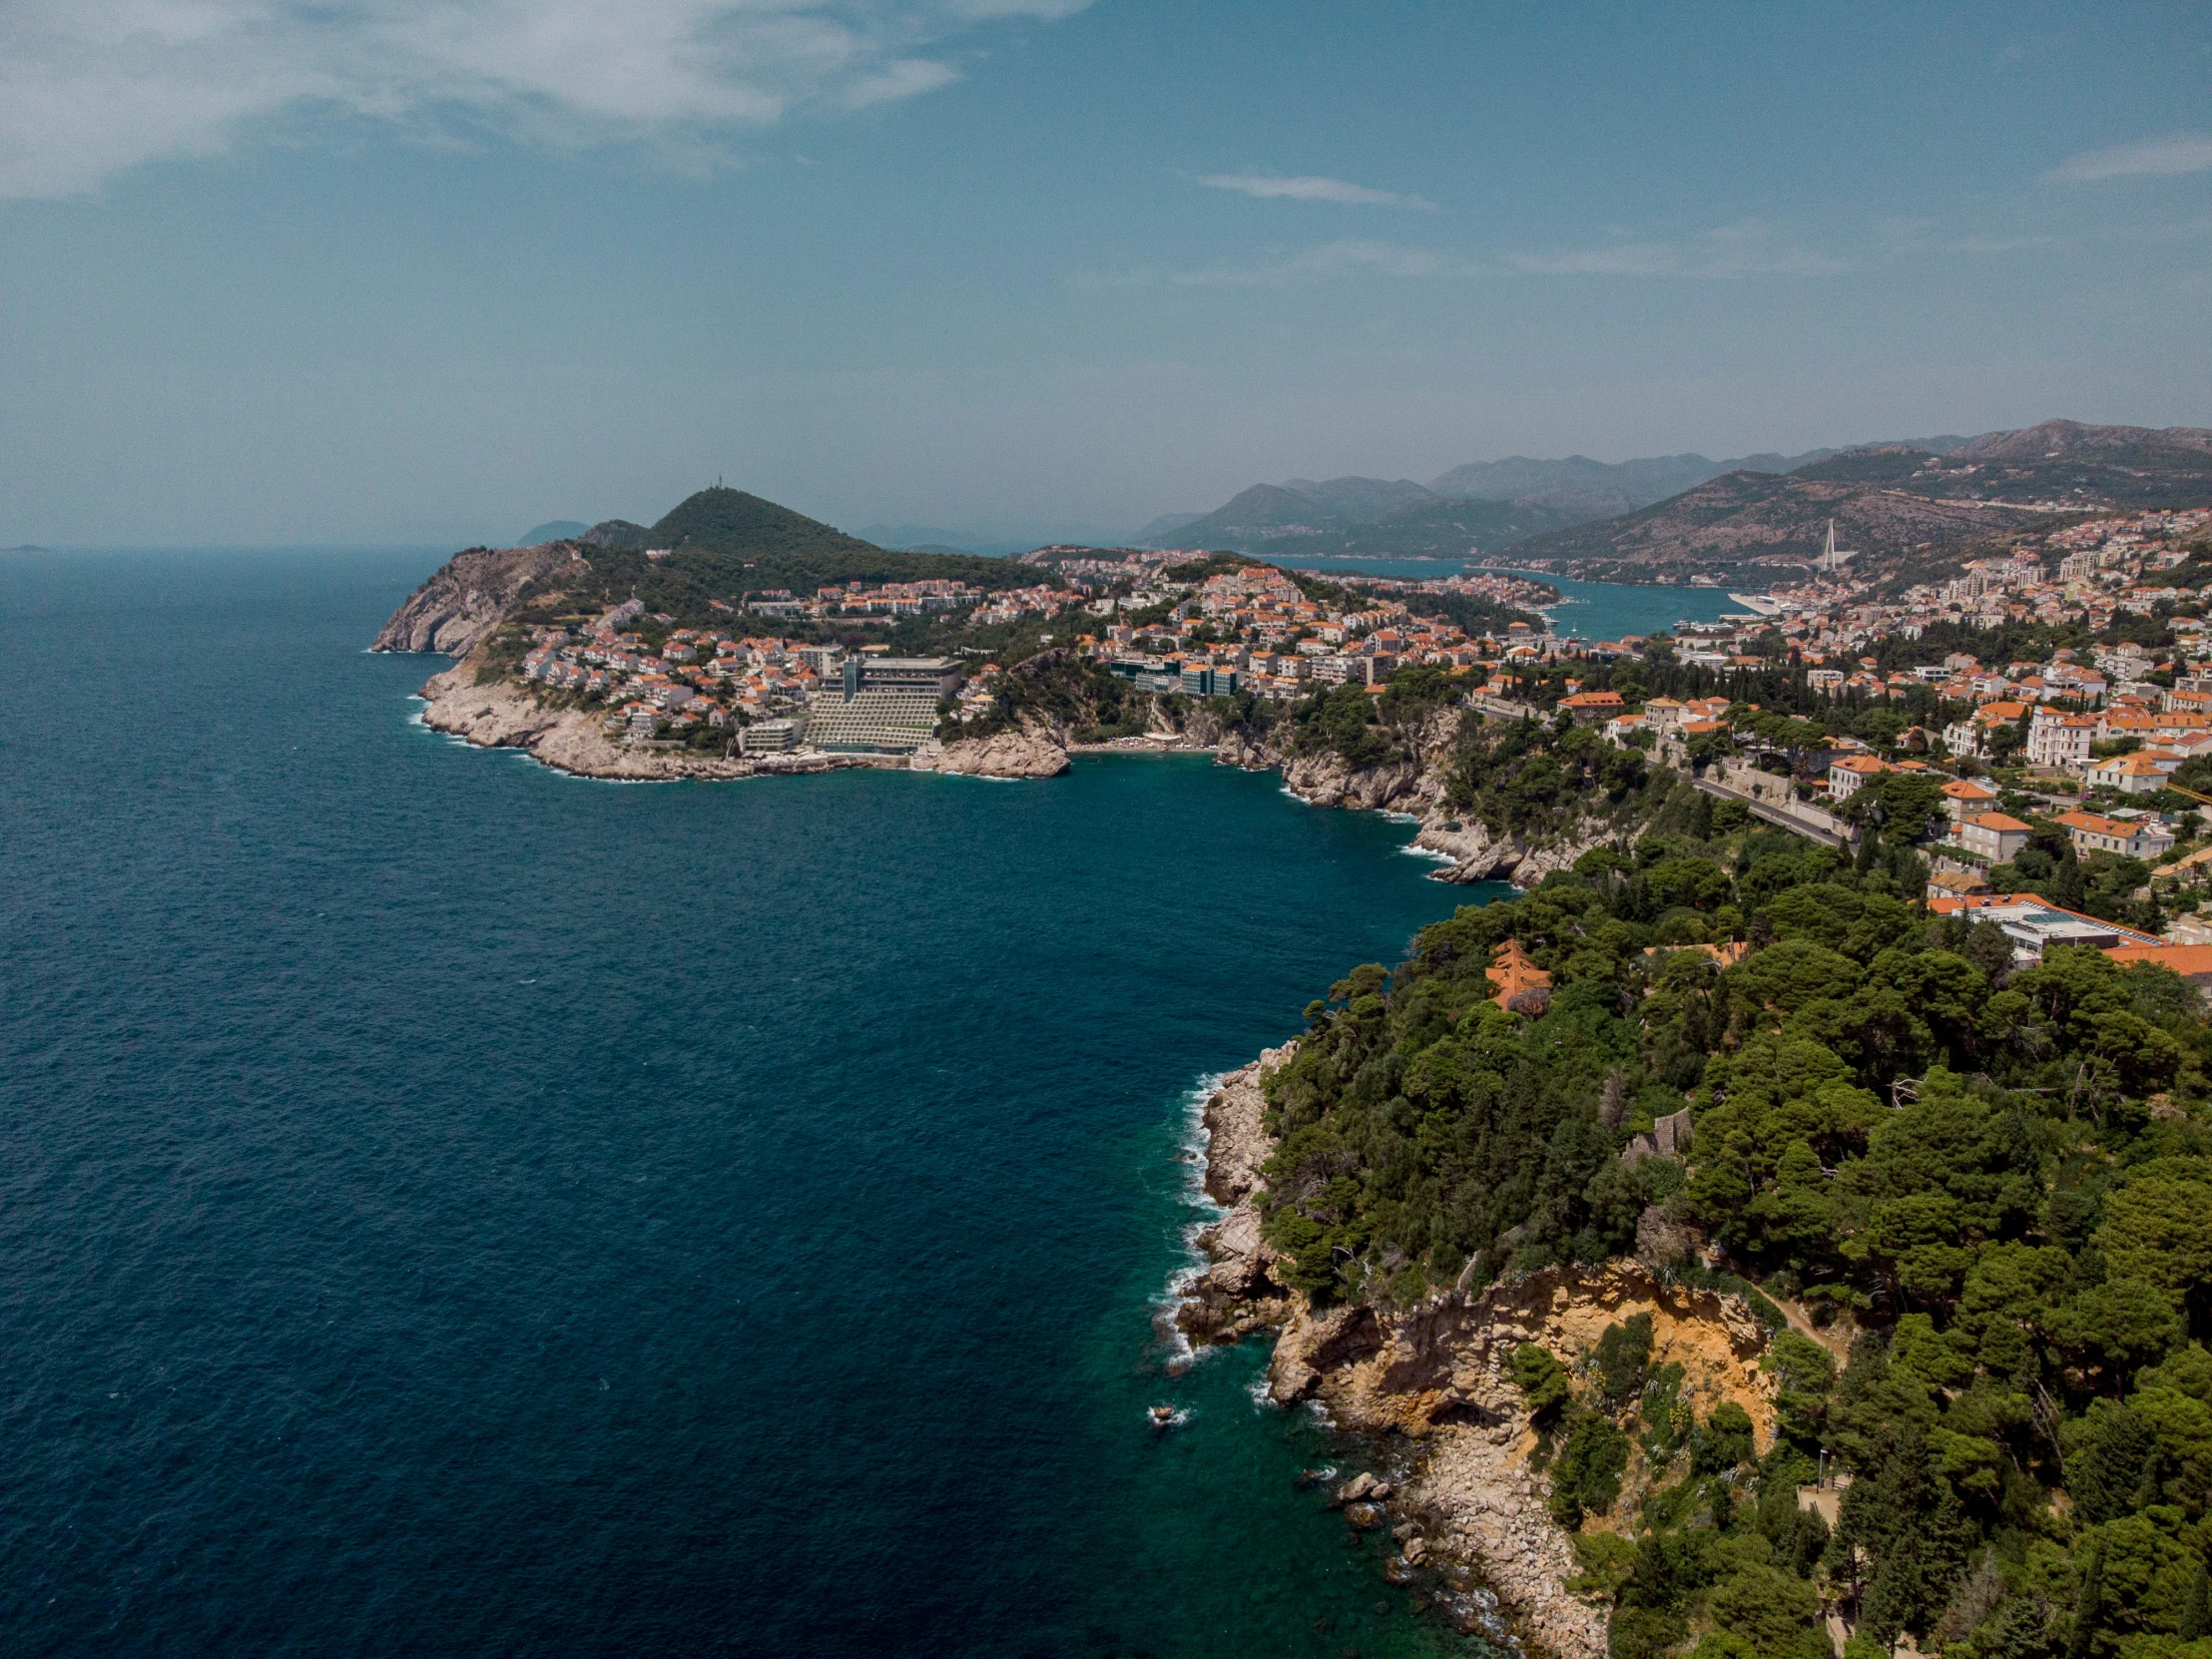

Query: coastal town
<box><xmin>503</xmin><ymin>557</ymin><xmax>1559</xmax><ymax>756</ymax></box>
<box><xmin>452</xmin><ymin>496</ymin><xmax>2212</xmax><ymax>968</ymax></box>
<box><xmin>1544</xmin><ymin>505</ymin><xmax>2212</xmax><ymax>968</ymax></box>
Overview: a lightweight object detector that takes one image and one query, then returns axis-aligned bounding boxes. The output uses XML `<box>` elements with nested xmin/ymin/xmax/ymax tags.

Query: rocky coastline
<box><xmin>1212</xmin><ymin>711</ymin><xmax>1643</xmax><ymax>891</ymax></box>
<box><xmin>404</xmin><ymin>655</ymin><xmax>1072</xmax><ymax>783</ymax></box>
<box><xmin>909</xmin><ymin>721</ymin><xmax>1070</xmax><ymax>778</ymax></box>
<box><xmin>373</xmin><ymin>541</ymin><xmax>586</xmax><ymax>656</ymax></box>
<box><xmin>409</xmin><ymin>654</ymin><xmax>1648</xmax><ymax>878</ymax></box>
<box><xmin>1175</xmin><ymin>1050</ymin><xmax>1784</xmax><ymax>1659</ymax></box>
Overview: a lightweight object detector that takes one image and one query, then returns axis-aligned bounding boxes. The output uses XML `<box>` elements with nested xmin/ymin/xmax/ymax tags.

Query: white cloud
<box><xmin>1084</xmin><ymin>209</ymin><xmax>2075</xmax><ymax>290</ymax></box>
<box><xmin>1195</xmin><ymin>173</ymin><xmax>1436</xmax><ymax>211</ymax></box>
<box><xmin>0</xmin><ymin>0</ymin><xmax>1089</xmax><ymax>197</ymax></box>
<box><xmin>1501</xmin><ymin>222</ymin><xmax>1851</xmax><ymax>278</ymax></box>
<box><xmin>1108</xmin><ymin>222</ymin><xmax>1849</xmax><ymax>287</ymax></box>
<box><xmin>2047</xmin><ymin>132</ymin><xmax>2212</xmax><ymax>184</ymax></box>
<box><xmin>1144</xmin><ymin>240</ymin><xmax>1458</xmax><ymax>287</ymax></box>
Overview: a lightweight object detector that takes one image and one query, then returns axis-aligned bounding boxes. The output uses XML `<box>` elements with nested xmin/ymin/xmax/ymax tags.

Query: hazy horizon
<box><xmin>3</xmin><ymin>2</ymin><xmax>2208</xmax><ymax>548</ymax></box>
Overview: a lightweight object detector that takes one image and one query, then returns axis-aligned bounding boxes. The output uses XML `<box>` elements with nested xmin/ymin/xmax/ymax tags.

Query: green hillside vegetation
<box><xmin>498</xmin><ymin>487</ymin><xmax>1051</xmax><ymax>631</ymax></box>
<box><xmin>1212</xmin><ymin>495</ymin><xmax>1589</xmax><ymax>560</ymax></box>
<box><xmin>1790</xmin><ymin>446</ymin><xmax>1942</xmax><ymax>486</ymax></box>
<box><xmin>649</xmin><ymin>488</ymin><xmax>1037</xmax><ymax>593</ymax></box>
<box><xmin>1262</xmin><ymin>808</ymin><xmax>2212</xmax><ymax>1657</ymax></box>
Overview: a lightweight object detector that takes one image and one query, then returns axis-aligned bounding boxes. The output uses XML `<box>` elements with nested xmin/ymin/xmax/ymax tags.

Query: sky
<box><xmin>2</xmin><ymin>0</ymin><xmax>2210</xmax><ymax>548</ymax></box>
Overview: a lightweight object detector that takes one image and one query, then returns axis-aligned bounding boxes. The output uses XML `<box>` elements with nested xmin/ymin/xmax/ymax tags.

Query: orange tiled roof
<box><xmin>1485</xmin><ymin>940</ymin><xmax>1552</xmax><ymax>1011</ymax></box>
<box><xmin>2104</xmin><ymin>943</ymin><xmax>2212</xmax><ymax>975</ymax></box>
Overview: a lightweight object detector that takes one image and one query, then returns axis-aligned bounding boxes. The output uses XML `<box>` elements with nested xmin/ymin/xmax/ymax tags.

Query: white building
<box><xmin>2025</xmin><ymin>711</ymin><xmax>2095</xmax><ymax>772</ymax></box>
<box><xmin>2085</xmin><ymin>752</ymin><xmax>2180</xmax><ymax>797</ymax></box>
<box><xmin>1829</xmin><ymin>756</ymin><xmax>1887</xmax><ymax>801</ymax></box>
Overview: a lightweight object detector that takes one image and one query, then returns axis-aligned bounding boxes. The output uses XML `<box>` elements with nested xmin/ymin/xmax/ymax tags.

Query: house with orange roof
<box><xmin>1953</xmin><ymin>812</ymin><xmax>2032</xmax><ymax>862</ymax></box>
<box><xmin>2026</xmin><ymin>710</ymin><xmax>2098</xmax><ymax>772</ymax></box>
<box><xmin>2102</xmin><ymin>942</ymin><xmax>2212</xmax><ymax>1001</ymax></box>
<box><xmin>1558</xmin><ymin>689</ymin><xmax>1625</xmax><ymax>722</ymax></box>
<box><xmin>2098</xmin><ymin>710</ymin><xmax>2160</xmax><ymax>742</ymax></box>
<box><xmin>1940</xmin><ymin>778</ymin><xmax>1998</xmax><ymax>822</ymax></box>
<box><xmin>1829</xmin><ymin>754</ymin><xmax>1888</xmax><ymax>801</ymax></box>
<box><xmin>2086</xmin><ymin>751</ymin><xmax>2181</xmax><ymax>796</ymax></box>
<box><xmin>2055</xmin><ymin>810</ymin><xmax>2176</xmax><ymax>860</ymax></box>
<box><xmin>1486</xmin><ymin>940</ymin><xmax>1552</xmax><ymax>1013</ymax></box>
<box><xmin>1927</xmin><ymin>867</ymin><xmax>1993</xmax><ymax>901</ymax></box>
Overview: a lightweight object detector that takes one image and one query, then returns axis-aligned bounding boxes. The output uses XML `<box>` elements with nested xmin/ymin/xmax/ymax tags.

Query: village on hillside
<box><xmin>500</xmin><ymin>553</ymin><xmax>1561</xmax><ymax>757</ymax></box>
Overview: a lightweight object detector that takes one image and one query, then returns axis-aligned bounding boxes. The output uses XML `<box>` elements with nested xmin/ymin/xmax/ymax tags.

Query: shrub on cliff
<box><xmin>1511</xmin><ymin>1343</ymin><xmax>1572</xmax><ymax>1424</ymax></box>
<box><xmin>1597</xmin><ymin>1313</ymin><xmax>1655</xmax><ymax>1406</ymax></box>
<box><xmin>1549</xmin><ymin>1411</ymin><xmax>1633</xmax><ymax>1528</ymax></box>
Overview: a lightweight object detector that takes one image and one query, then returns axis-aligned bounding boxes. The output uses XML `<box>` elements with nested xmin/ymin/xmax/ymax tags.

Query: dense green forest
<box><xmin>1259</xmin><ymin>789</ymin><xmax>2212</xmax><ymax>1658</ymax></box>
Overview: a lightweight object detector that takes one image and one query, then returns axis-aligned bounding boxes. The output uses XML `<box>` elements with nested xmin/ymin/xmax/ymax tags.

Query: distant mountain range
<box><xmin>1432</xmin><ymin>449</ymin><xmax>1852</xmax><ymax>517</ymax></box>
<box><xmin>1133</xmin><ymin>448</ymin><xmax>1877</xmax><ymax>556</ymax></box>
<box><xmin>1507</xmin><ymin>421</ymin><xmax>2212</xmax><ymax>582</ymax></box>
<box><xmin>848</xmin><ymin>524</ymin><xmax>1049</xmax><ymax>559</ymax></box>
<box><xmin>1134</xmin><ymin>421</ymin><xmax>2211</xmax><ymax>581</ymax></box>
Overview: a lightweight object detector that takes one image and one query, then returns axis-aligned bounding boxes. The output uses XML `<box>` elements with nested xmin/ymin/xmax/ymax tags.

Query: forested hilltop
<box><xmin>1255</xmin><ymin>787</ymin><xmax>2212</xmax><ymax>1659</ymax></box>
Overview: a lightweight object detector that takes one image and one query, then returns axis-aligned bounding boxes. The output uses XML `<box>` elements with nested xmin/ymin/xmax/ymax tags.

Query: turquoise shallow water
<box><xmin>0</xmin><ymin>550</ymin><xmax>1508</xmax><ymax>1657</ymax></box>
<box><xmin>1261</xmin><ymin>555</ymin><xmax>1745</xmax><ymax>639</ymax></box>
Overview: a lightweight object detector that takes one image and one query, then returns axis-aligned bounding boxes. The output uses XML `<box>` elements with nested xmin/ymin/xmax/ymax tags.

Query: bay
<box><xmin>0</xmin><ymin>550</ymin><xmax>1509</xmax><ymax>1656</ymax></box>
<box><xmin>1260</xmin><ymin>554</ymin><xmax>1748</xmax><ymax>641</ymax></box>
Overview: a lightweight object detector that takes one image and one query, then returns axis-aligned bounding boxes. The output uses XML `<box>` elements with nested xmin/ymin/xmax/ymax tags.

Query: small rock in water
<box><xmin>1369</xmin><ymin>1480</ymin><xmax>1392</xmax><ymax>1501</ymax></box>
<box><xmin>1294</xmin><ymin>1467</ymin><xmax>1332</xmax><ymax>1490</ymax></box>
<box><xmin>1401</xmin><ymin>1538</ymin><xmax>1427</xmax><ymax>1565</ymax></box>
<box><xmin>1335</xmin><ymin>1471</ymin><xmax>1379</xmax><ymax>1505</ymax></box>
<box><xmin>1343</xmin><ymin>1501</ymin><xmax>1385</xmax><ymax>1531</ymax></box>
<box><xmin>1382</xmin><ymin>1556</ymin><xmax>1414</xmax><ymax>1586</ymax></box>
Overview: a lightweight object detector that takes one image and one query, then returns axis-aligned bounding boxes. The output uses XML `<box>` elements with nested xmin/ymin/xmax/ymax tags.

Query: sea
<box><xmin>0</xmin><ymin>547</ymin><xmax>1535</xmax><ymax>1657</ymax></box>
<box><xmin>1265</xmin><ymin>555</ymin><xmax>1749</xmax><ymax>638</ymax></box>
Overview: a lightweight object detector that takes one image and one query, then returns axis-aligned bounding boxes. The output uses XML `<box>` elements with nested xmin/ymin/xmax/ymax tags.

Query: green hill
<box><xmin>486</xmin><ymin>487</ymin><xmax>1047</xmax><ymax>625</ymax></box>
<box><xmin>646</xmin><ymin>487</ymin><xmax>1039</xmax><ymax>596</ymax></box>
<box><xmin>1238</xmin><ymin>495</ymin><xmax>1589</xmax><ymax>560</ymax></box>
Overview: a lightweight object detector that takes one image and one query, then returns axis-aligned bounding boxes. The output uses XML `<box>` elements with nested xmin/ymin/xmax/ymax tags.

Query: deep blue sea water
<box><xmin>0</xmin><ymin>550</ymin><xmax>1510</xmax><ymax>1657</ymax></box>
